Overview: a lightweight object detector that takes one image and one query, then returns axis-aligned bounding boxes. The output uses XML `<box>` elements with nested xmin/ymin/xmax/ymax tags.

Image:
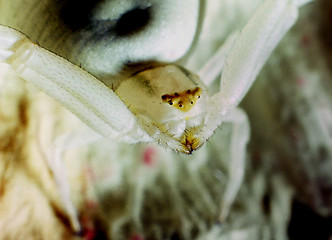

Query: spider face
<box><xmin>161</xmin><ymin>87</ymin><xmax>202</xmax><ymax>112</ymax></box>
<box><xmin>115</xmin><ymin>64</ymin><xmax>208</xmax><ymax>153</ymax></box>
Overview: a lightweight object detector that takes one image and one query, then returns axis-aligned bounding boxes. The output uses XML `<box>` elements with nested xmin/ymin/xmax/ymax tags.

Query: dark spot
<box><xmin>179</xmin><ymin>103</ymin><xmax>183</xmax><ymax>108</ymax></box>
<box><xmin>190</xmin><ymin>101</ymin><xmax>193</xmax><ymax>105</ymax></box>
<box><xmin>187</xmin><ymin>89</ymin><xmax>191</xmax><ymax>93</ymax></box>
<box><xmin>178</xmin><ymin>65</ymin><xmax>193</xmax><ymax>78</ymax></box>
<box><xmin>198</xmin><ymin>96</ymin><xmax>200</xmax><ymax>99</ymax></box>
<box><xmin>18</xmin><ymin>98</ymin><xmax>28</xmax><ymax>127</ymax></box>
<box><xmin>288</xmin><ymin>200</ymin><xmax>332</xmax><ymax>240</ymax></box>
<box><xmin>174</xmin><ymin>92</ymin><xmax>179</xmax><ymax>96</ymax></box>
<box><xmin>161</xmin><ymin>95</ymin><xmax>166</xmax><ymax>100</ymax></box>
<box><xmin>190</xmin><ymin>226</ymin><xmax>199</xmax><ymax>237</ymax></box>
<box><xmin>58</xmin><ymin>1</ymin><xmax>151</xmax><ymax>39</ymax></box>
<box><xmin>59</xmin><ymin>0</ymin><xmax>103</xmax><ymax>31</ymax></box>
<box><xmin>262</xmin><ymin>194</ymin><xmax>270</xmax><ymax>214</ymax></box>
<box><xmin>170</xmin><ymin>233</ymin><xmax>181</xmax><ymax>240</ymax></box>
<box><xmin>169</xmin><ymin>101</ymin><xmax>173</xmax><ymax>105</ymax></box>
<box><xmin>50</xmin><ymin>201</ymin><xmax>75</xmax><ymax>233</ymax></box>
<box><xmin>115</xmin><ymin>7</ymin><xmax>151</xmax><ymax>36</ymax></box>
<box><xmin>133</xmin><ymin>75</ymin><xmax>156</xmax><ymax>95</ymax></box>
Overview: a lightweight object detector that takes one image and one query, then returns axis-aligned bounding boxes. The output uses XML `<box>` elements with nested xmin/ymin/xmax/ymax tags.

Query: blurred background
<box><xmin>0</xmin><ymin>0</ymin><xmax>331</xmax><ymax>239</ymax></box>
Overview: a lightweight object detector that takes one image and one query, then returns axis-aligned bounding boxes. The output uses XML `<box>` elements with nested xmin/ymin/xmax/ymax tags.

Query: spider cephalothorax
<box><xmin>115</xmin><ymin>64</ymin><xmax>208</xmax><ymax>153</ymax></box>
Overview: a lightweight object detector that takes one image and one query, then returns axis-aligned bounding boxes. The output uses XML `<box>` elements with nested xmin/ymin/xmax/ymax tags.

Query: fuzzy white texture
<box><xmin>0</xmin><ymin>0</ymin><xmax>328</xmax><ymax>240</ymax></box>
<box><xmin>77</xmin><ymin>0</ymin><xmax>200</xmax><ymax>75</ymax></box>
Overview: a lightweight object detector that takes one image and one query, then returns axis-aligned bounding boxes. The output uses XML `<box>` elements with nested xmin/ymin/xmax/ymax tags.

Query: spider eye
<box><xmin>161</xmin><ymin>87</ymin><xmax>202</xmax><ymax>112</ymax></box>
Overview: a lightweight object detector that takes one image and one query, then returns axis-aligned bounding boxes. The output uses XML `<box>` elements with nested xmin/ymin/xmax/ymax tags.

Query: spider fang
<box><xmin>180</xmin><ymin>132</ymin><xmax>200</xmax><ymax>154</ymax></box>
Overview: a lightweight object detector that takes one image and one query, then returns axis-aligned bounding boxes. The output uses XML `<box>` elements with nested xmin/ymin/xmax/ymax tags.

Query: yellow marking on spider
<box><xmin>180</xmin><ymin>132</ymin><xmax>200</xmax><ymax>154</ymax></box>
<box><xmin>161</xmin><ymin>87</ymin><xmax>202</xmax><ymax>112</ymax></box>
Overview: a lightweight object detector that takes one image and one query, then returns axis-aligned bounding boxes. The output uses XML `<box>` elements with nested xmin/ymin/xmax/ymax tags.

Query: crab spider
<box><xmin>0</xmin><ymin>0</ymin><xmax>312</xmax><ymax>232</ymax></box>
<box><xmin>0</xmin><ymin>0</ymin><xmax>310</xmax><ymax>153</ymax></box>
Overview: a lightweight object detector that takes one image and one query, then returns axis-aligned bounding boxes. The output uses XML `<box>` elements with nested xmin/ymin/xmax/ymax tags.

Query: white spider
<box><xmin>0</xmin><ymin>0</ymin><xmax>312</xmax><ymax>232</ymax></box>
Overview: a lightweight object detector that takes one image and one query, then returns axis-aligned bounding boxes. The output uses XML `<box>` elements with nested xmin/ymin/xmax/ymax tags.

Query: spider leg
<box><xmin>45</xmin><ymin>127</ymin><xmax>102</xmax><ymax>232</ymax></box>
<box><xmin>218</xmin><ymin>108</ymin><xmax>250</xmax><ymax>222</ymax></box>
<box><xmin>198</xmin><ymin>0</ymin><xmax>312</xmax><ymax>221</ymax></box>
<box><xmin>217</xmin><ymin>0</ymin><xmax>311</xmax><ymax>111</ymax></box>
<box><xmin>0</xmin><ymin>25</ymin><xmax>151</xmax><ymax>143</ymax></box>
<box><xmin>0</xmin><ymin>24</ymin><xmax>153</xmax><ymax>232</ymax></box>
<box><xmin>197</xmin><ymin>31</ymin><xmax>239</xmax><ymax>87</ymax></box>
<box><xmin>202</xmin><ymin>0</ymin><xmax>312</xmax><ymax>140</ymax></box>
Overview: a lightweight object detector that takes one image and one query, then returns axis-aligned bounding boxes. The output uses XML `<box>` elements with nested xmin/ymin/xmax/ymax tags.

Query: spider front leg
<box><xmin>0</xmin><ymin>25</ymin><xmax>151</xmax><ymax>143</ymax></box>
<box><xmin>0</xmin><ymin>25</ymin><xmax>152</xmax><ymax>232</ymax></box>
